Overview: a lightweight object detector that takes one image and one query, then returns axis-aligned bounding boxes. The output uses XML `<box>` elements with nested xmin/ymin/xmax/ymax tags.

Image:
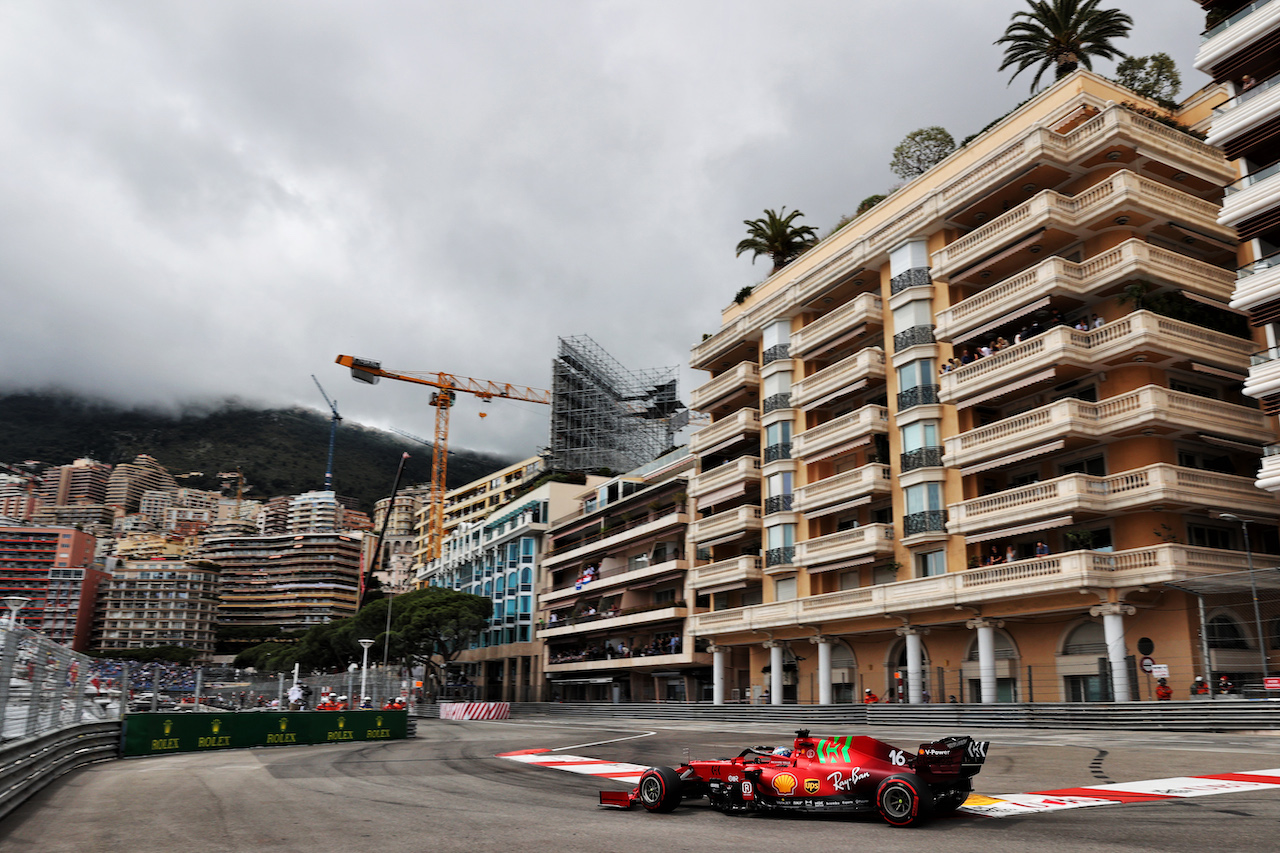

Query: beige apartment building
<box><xmin>688</xmin><ymin>71</ymin><xmax>1279</xmax><ymax>705</ymax></box>
<box><xmin>93</xmin><ymin>558</ymin><xmax>221</xmax><ymax>658</ymax></box>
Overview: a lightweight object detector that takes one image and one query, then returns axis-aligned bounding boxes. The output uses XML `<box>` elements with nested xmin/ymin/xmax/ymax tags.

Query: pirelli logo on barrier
<box><xmin>123</xmin><ymin>710</ymin><xmax>409</xmax><ymax>757</ymax></box>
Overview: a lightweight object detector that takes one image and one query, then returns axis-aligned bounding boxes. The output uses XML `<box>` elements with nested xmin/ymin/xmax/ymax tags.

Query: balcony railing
<box><xmin>689</xmin><ymin>555</ymin><xmax>763</xmax><ymax>591</ymax></box>
<box><xmin>763</xmin><ymin>442</ymin><xmax>792</xmax><ymax>463</ymax></box>
<box><xmin>791</xmin><ymin>404</ymin><xmax>889</xmax><ymax>460</ymax></box>
<box><xmin>691</xmin><ymin>361</ymin><xmax>759</xmax><ymax>412</ymax></box>
<box><xmin>890</xmin><ymin>267</ymin><xmax>931</xmax><ymax>295</ymax></box>
<box><xmin>791</xmin><ymin>293</ymin><xmax>883</xmax><ymax>357</ymax></box>
<box><xmin>900</xmin><ymin>446</ymin><xmax>944</xmax><ymax>472</ymax></box>
<box><xmin>689</xmin><ymin>457</ymin><xmax>761</xmax><ymax>499</ymax></box>
<box><xmin>692</xmin><ymin>544</ymin><xmax>1255</xmax><ymax>637</ymax></box>
<box><xmin>897</xmin><ymin>384</ymin><xmax>940</xmax><ymax>411</ymax></box>
<box><xmin>791</xmin><ymin>348</ymin><xmax>886</xmax><ymax>409</ymax></box>
<box><xmin>1202</xmin><ymin>0</ymin><xmax>1276</xmax><ymax>40</ymax></box>
<box><xmin>903</xmin><ymin>510</ymin><xmax>947</xmax><ymax>536</ymax></box>
<box><xmin>939</xmin><ymin>311</ymin><xmax>1253</xmax><ymax>404</ymax></box>
<box><xmin>766</xmin><ymin>546</ymin><xmax>795</xmax><ymax>567</ymax></box>
<box><xmin>793</xmin><ymin>463</ymin><xmax>891</xmax><ymax>512</ymax></box>
<box><xmin>691</xmin><ymin>505</ymin><xmax>763</xmax><ymax>544</ymax></box>
<box><xmin>762</xmin><ymin>343</ymin><xmax>791</xmax><ymax>365</ymax></box>
<box><xmin>948</xmin><ymin>463</ymin><xmax>1280</xmax><ymax>535</ymax></box>
<box><xmin>935</xmin><ymin>239</ymin><xmax>1235</xmax><ymax>341</ymax></box>
<box><xmin>689</xmin><ymin>408</ymin><xmax>760</xmax><ymax>455</ymax></box>
<box><xmin>764</xmin><ymin>494</ymin><xmax>793</xmax><ymax>514</ymax></box>
<box><xmin>945</xmin><ymin>385</ymin><xmax>1273</xmax><ymax>469</ymax></box>
<box><xmin>762</xmin><ymin>393</ymin><xmax>792</xmax><ymax>414</ymax></box>
<box><xmin>893</xmin><ymin>324</ymin><xmax>936</xmax><ymax>352</ymax></box>
<box><xmin>793</xmin><ymin>523</ymin><xmax>895</xmax><ymax>568</ymax></box>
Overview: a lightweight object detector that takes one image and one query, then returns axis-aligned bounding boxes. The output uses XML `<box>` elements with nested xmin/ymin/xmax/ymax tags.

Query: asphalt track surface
<box><xmin>3</xmin><ymin>716</ymin><xmax>1280</xmax><ymax>853</ymax></box>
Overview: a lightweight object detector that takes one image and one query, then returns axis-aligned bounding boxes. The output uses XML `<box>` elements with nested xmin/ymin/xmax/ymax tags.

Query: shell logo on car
<box><xmin>771</xmin><ymin>773</ymin><xmax>798</xmax><ymax>795</ymax></box>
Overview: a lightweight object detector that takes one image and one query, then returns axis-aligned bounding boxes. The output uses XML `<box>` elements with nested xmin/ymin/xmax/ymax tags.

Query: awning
<box><xmin>798</xmin><ymin>323</ymin><xmax>869</xmax><ymax>360</ymax></box>
<box><xmin>1182</xmin><ymin>290</ymin><xmax>1248</xmax><ymax>316</ymax></box>
<box><xmin>802</xmin><ymin>434</ymin><xmax>872</xmax><ymax>463</ymax></box>
<box><xmin>697</xmin><ymin>484</ymin><xmax>747</xmax><ymax>510</ymax></box>
<box><xmin>805</xmin><ymin>554</ymin><xmax>877</xmax><ymax>574</ymax></box>
<box><xmin>1199</xmin><ymin>434</ymin><xmax>1265</xmax><ymax>453</ymax></box>
<box><xmin>956</xmin><ymin>368</ymin><xmax>1056</xmax><ymax>409</ymax></box>
<box><xmin>549</xmin><ymin>677</ymin><xmax>615</xmax><ymax>684</ymax></box>
<box><xmin>960</xmin><ymin>439</ymin><xmax>1066</xmax><ymax>476</ymax></box>
<box><xmin>802</xmin><ymin>379</ymin><xmax>868</xmax><ymax>411</ymax></box>
<box><xmin>800</xmin><ymin>495</ymin><xmax>872</xmax><ymax>519</ymax></box>
<box><xmin>952</xmin><ymin>229</ymin><xmax>1047</xmax><ymax>282</ymax></box>
<box><xmin>953</xmin><ymin>296</ymin><xmax>1052</xmax><ymax>345</ymax></box>
<box><xmin>700</xmin><ymin>434</ymin><xmax>756</xmax><ymax>457</ymax></box>
<box><xmin>965</xmin><ymin>514</ymin><xmax>1075</xmax><ymax>543</ymax></box>
<box><xmin>698</xmin><ymin>532</ymin><xmax>751</xmax><ymax>548</ymax></box>
<box><xmin>1191</xmin><ymin>362</ymin><xmax>1248</xmax><ymax>382</ymax></box>
<box><xmin>629</xmin><ymin>570</ymin><xmax>684</xmax><ymax>590</ymax></box>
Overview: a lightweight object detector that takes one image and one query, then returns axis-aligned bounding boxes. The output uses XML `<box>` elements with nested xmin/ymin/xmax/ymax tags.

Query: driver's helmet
<box><xmin>772</xmin><ymin>747</ymin><xmax>793</xmax><ymax>757</ymax></box>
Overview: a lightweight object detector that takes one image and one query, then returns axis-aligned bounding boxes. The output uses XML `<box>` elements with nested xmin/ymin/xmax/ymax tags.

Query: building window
<box><xmin>917</xmin><ymin>550</ymin><xmax>946</xmax><ymax>577</ymax></box>
<box><xmin>775</xmin><ymin>576</ymin><xmax>797</xmax><ymax>601</ymax></box>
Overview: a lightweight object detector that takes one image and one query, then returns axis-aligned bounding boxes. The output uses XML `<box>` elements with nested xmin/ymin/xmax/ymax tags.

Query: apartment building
<box><xmin>36</xmin><ymin>458</ymin><xmax>111</xmax><ymax>507</ymax></box>
<box><xmin>423</xmin><ymin>474</ymin><xmax>599</xmax><ymax>701</ymax></box>
<box><xmin>539</xmin><ymin>450</ymin><xmax>704</xmax><ymax>702</ymax></box>
<box><xmin>92</xmin><ymin>558</ymin><xmax>221</xmax><ymax>657</ymax></box>
<box><xmin>104</xmin><ymin>454</ymin><xmax>178</xmax><ymax>514</ymax></box>
<box><xmin>1199</xmin><ymin>2</ymin><xmax>1280</xmax><ymax>491</ymax></box>
<box><xmin>200</xmin><ymin>531</ymin><xmax>362</xmax><ymax>632</ymax></box>
<box><xmin>0</xmin><ymin>525</ymin><xmax>102</xmax><ymax>646</ymax></box>
<box><xmin>367</xmin><ymin>490</ymin><xmax>425</xmax><ymax>593</ymax></box>
<box><xmin>688</xmin><ymin>71</ymin><xmax>1277</xmax><ymax>705</ymax></box>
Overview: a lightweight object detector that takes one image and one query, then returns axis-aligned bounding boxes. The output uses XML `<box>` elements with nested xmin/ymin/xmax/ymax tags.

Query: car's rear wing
<box><xmin>913</xmin><ymin>736</ymin><xmax>990</xmax><ymax>782</ymax></box>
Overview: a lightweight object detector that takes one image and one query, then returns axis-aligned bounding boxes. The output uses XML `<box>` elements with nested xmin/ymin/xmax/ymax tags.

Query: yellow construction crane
<box><xmin>334</xmin><ymin>354</ymin><xmax>552</xmax><ymax>562</ymax></box>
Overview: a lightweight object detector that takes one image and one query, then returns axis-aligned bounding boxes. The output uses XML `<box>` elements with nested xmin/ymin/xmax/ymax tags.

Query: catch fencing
<box><xmin>0</xmin><ymin>623</ymin><xmax>120</xmax><ymax>742</ymax></box>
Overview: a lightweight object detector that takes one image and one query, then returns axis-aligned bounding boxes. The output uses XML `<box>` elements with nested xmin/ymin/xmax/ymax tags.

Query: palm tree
<box><xmin>996</xmin><ymin>0</ymin><xmax>1133</xmax><ymax>92</ymax></box>
<box><xmin>735</xmin><ymin>207</ymin><xmax>818</xmax><ymax>275</ymax></box>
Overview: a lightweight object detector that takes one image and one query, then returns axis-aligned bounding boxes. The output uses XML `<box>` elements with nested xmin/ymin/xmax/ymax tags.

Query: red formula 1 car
<box><xmin>600</xmin><ymin>728</ymin><xmax>989</xmax><ymax>827</ymax></box>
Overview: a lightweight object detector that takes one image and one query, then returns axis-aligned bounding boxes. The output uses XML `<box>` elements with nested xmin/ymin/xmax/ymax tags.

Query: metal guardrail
<box><xmin>0</xmin><ymin>721</ymin><xmax>121</xmax><ymax>821</ymax></box>
<box><xmin>440</xmin><ymin>701</ymin><xmax>1280</xmax><ymax>732</ymax></box>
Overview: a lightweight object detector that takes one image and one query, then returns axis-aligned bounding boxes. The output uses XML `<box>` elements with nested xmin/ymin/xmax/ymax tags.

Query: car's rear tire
<box><xmin>933</xmin><ymin>779</ymin><xmax>972</xmax><ymax>815</ymax></box>
<box><xmin>637</xmin><ymin>766</ymin><xmax>683</xmax><ymax>813</ymax></box>
<box><xmin>876</xmin><ymin>774</ymin><xmax>932</xmax><ymax>827</ymax></box>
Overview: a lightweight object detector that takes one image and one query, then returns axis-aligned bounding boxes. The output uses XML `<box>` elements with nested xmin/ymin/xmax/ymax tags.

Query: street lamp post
<box><xmin>358</xmin><ymin>639</ymin><xmax>376</xmax><ymax>705</ymax></box>
<box><xmin>1220</xmin><ymin>514</ymin><xmax>1270</xmax><ymax>680</ymax></box>
<box><xmin>2</xmin><ymin>596</ymin><xmax>30</xmax><ymax>629</ymax></box>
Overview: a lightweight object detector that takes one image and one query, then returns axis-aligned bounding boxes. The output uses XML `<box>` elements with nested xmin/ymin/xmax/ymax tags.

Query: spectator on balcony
<box><xmin>1035</xmin><ymin>540</ymin><xmax>1050</xmax><ymax>556</ymax></box>
<box><xmin>994</xmin><ymin>337</ymin><xmax>1009</xmax><ymax>351</ymax></box>
<box><xmin>985</xmin><ymin>545</ymin><xmax>1004</xmax><ymax>565</ymax></box>
<box><xmin>1242</xmin><ymin>74</ymin><xmax>1257</xmax><ymax>91</ymax></box>
<box><xmin>1091</xmin><ymin>313</ymin><xmax>1103</xmax><ymax>329</ymax></box>
<box><xmin>1005</xmin><ymin>544</ymin><xmax>1017</xmax><ymax>563</ymax></box>
<box><xmin>959</xmin><ymin>348</ymin><xmax>973</xmax><ymax>364</ymax></box>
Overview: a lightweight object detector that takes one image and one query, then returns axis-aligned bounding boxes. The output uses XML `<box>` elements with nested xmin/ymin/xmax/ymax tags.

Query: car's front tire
<box><xmin>637</xmin><ymin>766</ymin><xmax>683</xmax><ymax>813</ymax></box>
<box><xmin>876</xmin><ymin>774</ymin><xmax>932</xmax><ymax>827</ymax></box>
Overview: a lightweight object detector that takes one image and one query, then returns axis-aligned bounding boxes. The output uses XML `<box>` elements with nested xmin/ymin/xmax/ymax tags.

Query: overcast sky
<box><xmin>0</xmin><ymin>1</ymin><xmax>1211</xmax><ymax>461</ymax></box>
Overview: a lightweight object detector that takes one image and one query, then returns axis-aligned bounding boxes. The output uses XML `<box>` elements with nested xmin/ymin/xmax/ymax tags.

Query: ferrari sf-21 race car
<box><xmin>600</xmin><ymin>728</ymin><xmax>989</xmax><ymax>827</ymax></box>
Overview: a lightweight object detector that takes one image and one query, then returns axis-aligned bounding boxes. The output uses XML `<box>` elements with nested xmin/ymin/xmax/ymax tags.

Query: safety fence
<box><xmin>0</xmin><ymin>623</ymin><xmax>119</xmax><ymax>743</ymax></box>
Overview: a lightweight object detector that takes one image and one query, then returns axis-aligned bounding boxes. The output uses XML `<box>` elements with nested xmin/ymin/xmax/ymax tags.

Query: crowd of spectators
<box><xmin>940</xmin><ymin>311</ymin><xmax>1104</xmax><ymax>374</ymax></box>
<box><xmin>548</xmin><ymin>635</ymin><xmax>682</xmax><ymax>664</ymax></box>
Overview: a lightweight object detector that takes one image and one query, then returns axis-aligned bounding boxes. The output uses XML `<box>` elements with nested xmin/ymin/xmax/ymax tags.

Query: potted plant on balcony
<box><xmin>1063</xmin><ymin>528</ymin><xmax>1095</xmax><ymax>550</ymax></box>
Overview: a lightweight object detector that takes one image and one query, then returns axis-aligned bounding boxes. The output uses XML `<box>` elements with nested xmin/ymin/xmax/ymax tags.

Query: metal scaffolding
<box><xmin>549</xmin><ymin>335</ymin><xmax>688</xmax><ymax>473</ymax></box>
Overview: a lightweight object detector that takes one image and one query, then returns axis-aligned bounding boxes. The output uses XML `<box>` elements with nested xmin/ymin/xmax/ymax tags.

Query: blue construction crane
<box><xmin>311</xmin><ymin>375</ymin><xmax>342</xmax><ymax>492</ymax></box>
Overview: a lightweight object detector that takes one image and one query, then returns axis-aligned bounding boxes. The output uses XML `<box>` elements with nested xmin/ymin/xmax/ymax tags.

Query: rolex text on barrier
<box><xmin>122</xmin><ymin>710</ymin><xmax>409</xmax><ymax>757</ymax></box>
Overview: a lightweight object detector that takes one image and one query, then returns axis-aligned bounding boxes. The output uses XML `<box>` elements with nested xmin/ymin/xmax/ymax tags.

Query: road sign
<box><xmin>1140</xmin><ymin>656</ymin><xmax>1155</xmax><ymax>673</ymax></box>
<box><xmin>1151</xmin><ymin>664</ymin><xmax>1169</xmax><ymax>679</ymax></box>
<box><xmin>1265</xmin><ymin>677</ymin><xmax>1280</xmax><ymax>690</ymax></box>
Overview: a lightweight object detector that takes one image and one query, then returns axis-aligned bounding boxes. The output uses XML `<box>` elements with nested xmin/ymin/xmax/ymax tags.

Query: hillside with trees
<box><xmin>0</xmin><ymin>391</ymin><xmax>513</xmax><ymax>512</ymax></box>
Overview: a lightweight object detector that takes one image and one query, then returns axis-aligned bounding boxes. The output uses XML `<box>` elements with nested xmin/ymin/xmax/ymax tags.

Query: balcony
<box><xmin>792</xmin><ymin>463</ymin><xmax>891</xmax><ymax>513</ymax></box>
<box><xmin>1196</xmin><ymin>0</ymin><xmax>1280</xmax><ymax>77</ymax></box>
<box><xmin>691</xmin><ymin>505</ymin><xmax>763</xmax><ymax>545</ymax></box>
<box><xmin>539</xmin><ymin>604</ymin><xmax>691</xmax><ymax>640</ymax></box>
<box><xmin>939</xmin><ymin>311</ymin><xmax>1254</xmax><ymax>405</ymax></box>
<box><xmin>1245</xmin><ymin>345</ymin><xmax>1280</xmax><ymax>402</ymax></box>
<box><xmin>947</xmin><ymin>463</ymin><xmax>1280</xmax><ymax>536</ymax></box>
<box><xmin>543</xmin><ymin>511</ymin><xmax>689</xmax><ymax>568</ymax></box>
<box><xmin>691</xmin><ymin>361</ymin><xmax>759</xmax><ymax>413</ymax></box>
<box><xmin>794</xmin><ymin>523</ymin><xmax>895</xmax><ymax>570</ymax></box>
<box><xmin>690</xmin><ymin>458</ymin><xmax>761</xmax><ymax>504</ymax></box>
<box><xmin>893</xmin><ymin>324</ymin><xmax>936</xmax><ymax>352</ymax></box>
<box><xmin>791</xmin><ymin>293</ymin><xmax>883</xmax><ymax>357</ymax></box>
<box><xmin>690</xmin><ymin>544</ymin><xmax>1252</xmax><ymax>637</ymax></box>
<box><xmin>944</xmin><ymin>385</ymin><xmax>1274</xmax><ymax>471</ymax></box>
<box><xmin>931</xmin><ymin>171</ymin><xmax>1230</xmax><ymax>280</ymax></box>
<box><xmin>900</xmin><ymin>446</ymin><xmax>945</xmax><ymax>472</ymax></box>
<box><xmin>1207</xmin><ymin>71</ymin><xmax>1280</xmax><ymax>154</ymax></box>
<box><xmin>766</xmin><ymin>546</ymin><xmax>795</xmax><ymax>568</ymax></box>
<box><xmin>544</xmin><ymin>649</ymin><xmax>713</xmax><ymax>674</ymax></box>
<box><xmin>1220</xmin><ymin>161</ymin><xmax>1280</xmax><ymax>229</ymax></box>
<box><xmin>935</xmin><ymin>239</ymin><xmax>1235</xmax><ymax>343</ymax></box>
<box><xmin>1256</xmin><ymin>445</ymin><xmax>1280</xmax><ymax>493</ymax></box>
<box><xmin>897</xmin><ymin>384</ymin><xmax>939</xmax><ymax>412</ymax></box>
<box><xmin>689</xmin><ymin>408</ymin><xmax>761</xmax><ymax>456</ymax></box>
<box><xmin>791</xmin><ymin>348</ymin><xmax>886</xmax><ymax>410</ymax></box>
<box><xmin>1232</xmin><ymin>252</ymin><xmax>1280</xmax><ymax>315</ymax></box>
<box><xmin>690</xmin><ymin>555</ymin><xmax>764</xmax><ymax>592</ymax></box>
<box><xmin>542</xmin><ymin>558</ymin><xmax>690</xmax><ymax>605</ymax></box>
<box><xmin>792</xmin><ymin>404</ymin><xmax>889</xmax><ymax>461</ymax></box>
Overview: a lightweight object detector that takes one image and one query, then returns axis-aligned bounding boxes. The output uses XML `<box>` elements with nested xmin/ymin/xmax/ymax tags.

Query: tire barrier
<box><xmin>0</xmin><ymin>722</ymin><xmax>121</xmax><ymax>822</ymax></box>
<box><xmin>121</xmin><ymin>710</ymin><xmax>409</xmax><ymax>757</ymax></box>
<box><xmin>439</xmin><ymin>702</ymin><xmax>511</xmax><ymax>721</ymax></box>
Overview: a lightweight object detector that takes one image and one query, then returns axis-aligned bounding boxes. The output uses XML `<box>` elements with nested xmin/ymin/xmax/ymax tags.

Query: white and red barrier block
<box><xmin>439</xmin><ymin>702</ymin><xmax>510</xmax><ymax>720</ymax></box>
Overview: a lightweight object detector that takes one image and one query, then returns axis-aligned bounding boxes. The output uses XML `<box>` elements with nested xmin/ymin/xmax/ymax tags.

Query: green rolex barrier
<box><xmin>122</xmin><ymin>710</ymin><xmax>408</xmax><ymax>757</ymax></box>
